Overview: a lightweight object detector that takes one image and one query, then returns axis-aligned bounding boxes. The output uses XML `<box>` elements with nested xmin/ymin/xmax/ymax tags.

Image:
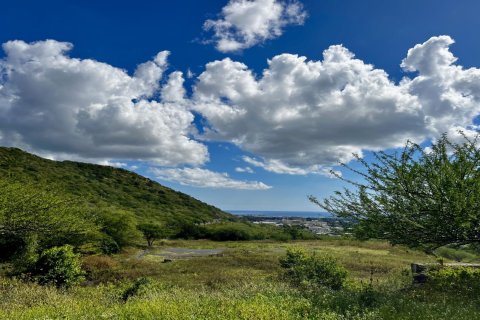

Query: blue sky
<box><xmin>1</xmin><ymin>0</ymin><xmax>480</xmax><ymax>211</ymax></box>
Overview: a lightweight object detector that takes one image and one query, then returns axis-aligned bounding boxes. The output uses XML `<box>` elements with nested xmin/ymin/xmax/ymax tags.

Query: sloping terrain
<box><xmin>0</xmin><ymin>147</ymin><xmax>232</xmax><ymax>224</ymax></box>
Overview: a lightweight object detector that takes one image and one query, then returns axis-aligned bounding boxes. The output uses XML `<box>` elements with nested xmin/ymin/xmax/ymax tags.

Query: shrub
<box><xmin>100</xmin><ymin>236</ymin><xmax>120</xmax><ymax>254</ymax></box>
<box><xmin>280</xmin><ymin>248</ymin><xmax>348</xmax><ymax>290</ymax></box>
<box><xmin>435</xmin><ymin>246</ymin><xmax>478</xmax><ymax>262</ymax></box>
<box><xmin>30</xmin><ymin>245</ymin><xmax>85</xmax><ymax>288</ymax></box>
<box><xmin>82</xmin><ymin>255</ymin><xmax>120</xmax><ymax>283</ymax></box>
<box><xmin>121</xmin><ymin>277</ymin><xmax>153</xmax><ymax>302</ymax></box>
<box><xmin>203</xmin><ymin>222</ymin><xmax>269</xmax><ymax>241</ymax></box>
<box><xmin>172</xmin><ymin>221</ymin><xmax>205</xmax><ymax>239</ymax></box>
<box><xmin>205</xmin><ymin>224</ymin><xmax>256</xmax><ymax>241</ymax></box>
<box><xmin>282</xmin><ymin>225</ymin><xmax>317</xmax><ymax>240</ymax></box>
<box><xmin>357</xmin><ymin>283</ymin><xmax>380</xmax><ymax>308</ymax></box>
<box><xmin>427</xmin><ymin>266</ymin><xmax>480</xmax><ymax>293</ymax></box>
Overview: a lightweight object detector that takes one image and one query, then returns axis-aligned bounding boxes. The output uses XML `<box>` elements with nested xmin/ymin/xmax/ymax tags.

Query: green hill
<box><xmin>0</xmin><ymin>147</ymin><xmax>232</xmax><ymax>225</ymax></box>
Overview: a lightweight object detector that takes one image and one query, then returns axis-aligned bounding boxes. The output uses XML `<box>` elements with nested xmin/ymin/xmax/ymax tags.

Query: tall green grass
<box><xmin>1</xmin><ymin>239</ymin><xmax>480</xmax><ymax>319</ymax></box>
<box><xmin>2</xmin><ymin>276</ymin><xmax>479</xmax><ymax>320</ymax></box>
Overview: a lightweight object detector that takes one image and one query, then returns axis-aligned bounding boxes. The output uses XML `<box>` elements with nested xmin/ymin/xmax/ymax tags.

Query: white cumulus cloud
<box><xmin>193</xmin><ymin>36</ymin><xmax>480</xmax><ymax>175</ymax></box>
<box><xmin>0</xmin><ymin>39</ymin><xmax>207</xmax><ymax>166</ymax></box>
<box><xmin>194</xmin><ymin>45</ymin><xmax>423</xmax><ymax>173</ymax></box>
<box><xmin>243</xmin><ymin>156</ymin><xmax>340</xmax><ymax>177</ymax></box>
<box><xmin>235</xmin><ymin>166</ymin><xmax>254</xmax><ymax>173</ymax></box>
<box><xmin>204</xmin><ymin>0</ymin><xmax>307</xmax><ymax>53</ymax></box>
<box><xmin>152</xmin><ymin>167</ymin><xmax>272</xmax><ymax>190</ymax></box>
<box><xmin>3</xmin><ymin>36</ymin><xmax>480</xmax><ymax>185</ymax></box>
<box><xmin>400</xmin><ymin>36</ymin><xmax>480</xmax><ymax>138</ymax></box>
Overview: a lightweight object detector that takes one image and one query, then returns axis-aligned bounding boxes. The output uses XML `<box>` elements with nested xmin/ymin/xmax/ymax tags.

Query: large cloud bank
<box><xmin>1</xmin><ymin>36</ymin><xmax>480</xmax><ymax>186</ymax></box>
<box><xmin>194</xmin><ymin>35</ymin><xmax>480</xmax><ymax>174</ymax></box>
<box><xmin>0</xmin><ymin>40</ymin><xmax>206</xmax><ymax>166</ymax></box>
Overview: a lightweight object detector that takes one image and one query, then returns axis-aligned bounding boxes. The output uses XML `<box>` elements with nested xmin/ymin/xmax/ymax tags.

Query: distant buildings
<box><xmin>253</xmin><ymin>217</ymin><xmax>344</xmax><ymax>235</ymax></box>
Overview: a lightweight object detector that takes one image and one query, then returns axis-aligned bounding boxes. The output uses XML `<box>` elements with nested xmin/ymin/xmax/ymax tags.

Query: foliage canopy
<box><xmin>0</xmin><ymin>147</ymin><xmax>231</xmax><ymax>227</ymax></box>
<box><xmin>311</xmin><ymin>133</ymin><xmax>480</xmax><ymax>252</ymax></box>
<box><xmin>0</xmin><ymin>180</ymin><xmax>97</xmax><ymax>256</ymax></box>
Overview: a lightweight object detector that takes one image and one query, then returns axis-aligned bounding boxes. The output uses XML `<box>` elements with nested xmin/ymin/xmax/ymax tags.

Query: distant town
<box><xmin>239</xmin><ymin>215</ymin><xmax>349</xmax><ymax>236</ymax></box>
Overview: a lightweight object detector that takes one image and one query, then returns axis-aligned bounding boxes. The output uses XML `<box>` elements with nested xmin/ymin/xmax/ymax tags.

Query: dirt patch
<box><xmin>139</xmin><ymin>247</ymin><xmax>225</xmax><ymax>260</ymax></box>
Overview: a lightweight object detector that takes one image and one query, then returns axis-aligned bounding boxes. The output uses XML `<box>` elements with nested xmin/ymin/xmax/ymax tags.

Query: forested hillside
<box><xmin>0</xmin><ymin>147</ymin><xmax>231</xmax><ymax>225</ymax></box>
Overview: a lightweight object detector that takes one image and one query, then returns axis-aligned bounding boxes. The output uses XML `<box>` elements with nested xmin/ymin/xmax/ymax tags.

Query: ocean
<box><xmin>228</xmin><ymin>210</ymin><xmax>331</xmax><ymax>219</ymax></box>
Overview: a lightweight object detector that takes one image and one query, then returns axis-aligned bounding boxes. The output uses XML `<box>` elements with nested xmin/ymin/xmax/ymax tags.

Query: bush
<box><xmin>202</xmin><ymin>222</ymin><xmax>281</xmax><ymax>241</ymax></box>
<box><xmin>121</xmin><ymin>277</ymin><xmax>153</xmax><ymax>302</ymax></box>
<box><xmin>435</xmin><ymin>246</ymin><xmax>478</xmax><ymax>262</ymax></box>
<box><xmin>427</xmin><ymin>267</ymin><xmax>480</xmax><ymax>293</ymax></box>
<box><xmin>30</xmin><ymin>245</ymin><xmax>85</xmax><ymax>288</ymax></box>
<box><xmin>357</xmin><ymin>283</ymin><xmax>380</xmax><ymax>308</ymax></box>
<box><xmin>280</xmin><ymin>248</ymin><xmax>348</xmax><ymax>290</ymax></box>
<box><xmin>82</xmin><ymin>255</ymin><xmax>120</xmax><ymax>283</ymax></box>
<box><xmin>100</xmin><ymin>236</ymin><xmax>120</xmax><ymax>254</ymax></box>
<box><xmin>204</xmin><ymin>223</ymin><xmax>260</xmax><ymax>241</ymax></box>
<box><xmin>282</xmin><ymin>225</ymin><xmax>317</xmax><ymax>240</ymax></box>
<box><xmin>169</xmin><ymin>220</ymin><xmax>317</xmax><ymax>242</ymax></box>
<box><xmin>172</xmin><ymin>221</ymin><xmax>205</xmax><ymax>239</ymax></box>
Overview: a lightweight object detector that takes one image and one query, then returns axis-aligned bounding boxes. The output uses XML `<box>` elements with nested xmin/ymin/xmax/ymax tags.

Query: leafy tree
<box><xmin>310</xmin><ymin>133</ymin><xmax>480</xmax><ymax>252</ymax></box>
<box><xmin>0</xmin><ymin>179</ymin><xmax>97</xmax><ymax>258</ymax></box>
<box><xmin>96</xmin><ymin>208</ymin><xmax>142</xmax><ymax>249</ymax></box>
<box><xmin>138</xmin><ymin>223</ymin><xmax>166</xmax><ymax>247</ymax></box>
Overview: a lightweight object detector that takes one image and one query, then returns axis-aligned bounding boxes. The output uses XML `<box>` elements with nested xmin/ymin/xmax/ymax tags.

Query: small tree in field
<box><xmin>138</xmin><ymin>223</ymin><xmax>166</xmax><ymax>247</ymax></box>
<box><xmin>310</xmin><ymin>133</ymin><xmax>480</xmax><ymax>253</ymax></box>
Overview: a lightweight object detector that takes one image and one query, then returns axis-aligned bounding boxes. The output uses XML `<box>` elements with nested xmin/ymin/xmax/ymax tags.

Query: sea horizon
<box><xmin>227</xmin><ymin>210</ymin><xmax>331</xmax><ymax>219</ymax></box>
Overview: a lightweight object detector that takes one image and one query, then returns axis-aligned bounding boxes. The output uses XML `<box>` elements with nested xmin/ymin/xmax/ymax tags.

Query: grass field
<box><xmin>1</xmin><ymin>238</ymin><xmax>479</xmax><ymax>319</ymax></box>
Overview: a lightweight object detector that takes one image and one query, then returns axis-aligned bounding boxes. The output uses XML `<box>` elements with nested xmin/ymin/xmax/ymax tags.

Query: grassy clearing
<box><xmin>116</xmin><ymin>239</ymin><xmax>436</xmax><ymax>284</ymax></box>
<box><xmin>1</xmin><ymin>238</ymin><xmax>479</xmax><ymax>319</ymax></box>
